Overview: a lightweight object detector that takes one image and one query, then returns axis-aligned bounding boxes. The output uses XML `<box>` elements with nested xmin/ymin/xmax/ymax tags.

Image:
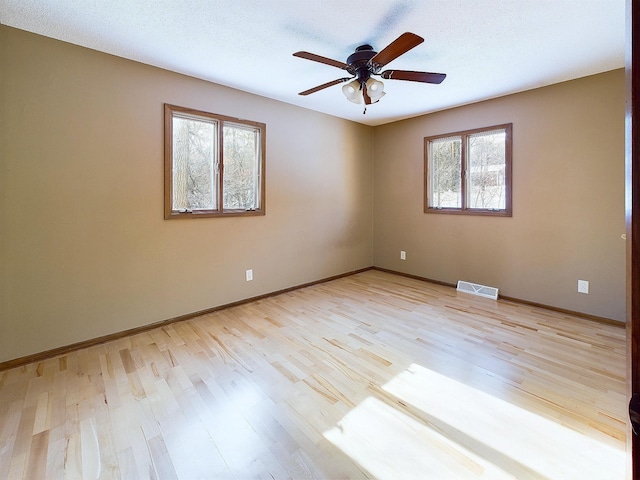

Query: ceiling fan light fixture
<box><xmin>342</xmin><ymin>79</ymin><xmax>362</xmax><ymax>104</ymax></box>
<box><xmin>365</xmin><ymin>78</ymin><xmax>385</xmax><ymax>103</ymax></box>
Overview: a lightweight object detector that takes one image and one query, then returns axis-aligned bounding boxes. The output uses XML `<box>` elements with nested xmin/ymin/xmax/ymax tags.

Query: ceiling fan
<box><xmin>293</xmin><ymin>32</ymin><xmax>446</xmax><ymax>110</ymax></box>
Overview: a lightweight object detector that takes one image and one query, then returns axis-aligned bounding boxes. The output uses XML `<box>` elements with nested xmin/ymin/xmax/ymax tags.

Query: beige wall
<box><xmin>373</xmin><ymin>70</ymin><xmax>626</xmax><ymax>321</ymax></box>
<box><xmin>0</xmin><ymin>26</ymin><xmax>374</xmax><ymax>362</ymax></box>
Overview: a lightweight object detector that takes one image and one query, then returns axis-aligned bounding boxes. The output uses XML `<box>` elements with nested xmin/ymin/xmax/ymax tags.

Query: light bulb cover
<box><xmin>365</xmin><ymin>78</ymin><xmax>385</xmax><ymax>103</ymax></box>
<box><xmin>342</xmin><ymin>79</ymin><xmax>363</xmax><ymax>104</ymax></box>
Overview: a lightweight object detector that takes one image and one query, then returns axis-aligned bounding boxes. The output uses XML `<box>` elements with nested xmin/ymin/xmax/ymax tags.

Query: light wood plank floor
<box><xmin>0</xmin><ymin>270</ymin><xmax>627</xmax><ymax>479</ymax></box>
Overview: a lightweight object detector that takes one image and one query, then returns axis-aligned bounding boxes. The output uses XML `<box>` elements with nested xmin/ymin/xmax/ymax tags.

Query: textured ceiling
<box><xmin>0</xmin><ymin>0</ymin><xmax>626</xmax><ymax>126</ymax></box>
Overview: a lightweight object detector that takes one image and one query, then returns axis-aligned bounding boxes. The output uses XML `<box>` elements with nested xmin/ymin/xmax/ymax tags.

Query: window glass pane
<box><xmin>430</xmin><ymin>136</ymin><xmax>462</xmax><ymax>208</ymax></box>
<box><xmin>172</xmin><ymin>115</ymin><xmax>217</xmax><ymax>211</ymax></box>
<box><xmin>468</xmin><ymin>129</ymin><xmax>506</xmax><ymax>210</ymax></box>
<box><xmin>223</xmin><ymin>124</ymin><xmax>260</xmax><ymax>210</ymax></box>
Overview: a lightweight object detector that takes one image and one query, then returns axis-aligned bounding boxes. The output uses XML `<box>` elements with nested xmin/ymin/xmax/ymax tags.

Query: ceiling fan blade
<box><xmin>381</xmin><ymin>70</ymin><xmax>446</xmax><ymax>84</ymax></box>
<box><xmin>293</xmin><ymin>51</ymin><xmax>351</xmax><ymax>70</ymax></box>
<box><xmin>369</xmin><ymin>32</ymin><xmax>424</xmax><ymax>68</ymax></box>
<box><xmin>298</xmin><ymin>77</ymin><xmax>352</xmax><ymax>96</ymax></box>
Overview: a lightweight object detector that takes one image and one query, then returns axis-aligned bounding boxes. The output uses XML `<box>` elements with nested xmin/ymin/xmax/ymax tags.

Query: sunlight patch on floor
<box><xmin>324</xmin><ymin>396</ymin><xmax>516</xmax><ymax>479</ymax></box>
<box><xmin>383</xmin><ymin>364</ymin><xmax>624</xmax><ymax>479</ymax></box>
<box><xmin>324</xmin><ymin>364</ymin><xmax>625</xmax><ymax>479</ymax></box>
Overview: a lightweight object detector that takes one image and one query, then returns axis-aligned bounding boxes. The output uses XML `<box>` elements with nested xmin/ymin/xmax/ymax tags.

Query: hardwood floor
<box><xmin>0</xmin><ymin>270</ymin><xmax>627</xmax><ymax>479</ymax></box>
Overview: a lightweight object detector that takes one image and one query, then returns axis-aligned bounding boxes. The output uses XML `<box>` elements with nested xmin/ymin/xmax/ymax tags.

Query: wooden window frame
<box><xmin>164</xmin><ymin>104</ymin><xmax>266</xmax><ymax>219</ymax></box>
<box><xmin>424</xmin><ymin>123</ymin><xmax>512</xmax><ymax>217</ymax></box>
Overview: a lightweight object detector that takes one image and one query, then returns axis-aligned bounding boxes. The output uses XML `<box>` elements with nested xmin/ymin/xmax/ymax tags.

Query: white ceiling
<box><xmin>0</xmin><ymin>0</ymin><xmax>626</xmax><ymax>126</ymax></box>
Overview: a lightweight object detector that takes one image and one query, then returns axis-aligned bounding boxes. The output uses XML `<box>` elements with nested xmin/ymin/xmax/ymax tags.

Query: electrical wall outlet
<box><xmin>246</xmin><ymin>269</ymin><xmax>253</xmax><ymax>281</ymax></box>
<box><xmin>400</xmin><ymin>250</ymin><xmax>406</xmax><ymax>260</ymax></box>
<box><xmin>577</xmin><ymin>280</ymin><xmax>589</xmax><ymax>294</ymax></box>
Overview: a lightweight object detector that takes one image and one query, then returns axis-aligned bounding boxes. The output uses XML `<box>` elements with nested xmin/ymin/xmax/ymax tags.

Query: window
<box><xmin>164</xmin><ymin>104</ymin><xmax>265</xmax><ymax>219</ymax></box>
<box><xmin>425</xmin><ymin>124</ymin><xmax>512</xmax><ymax>216</ymax></box>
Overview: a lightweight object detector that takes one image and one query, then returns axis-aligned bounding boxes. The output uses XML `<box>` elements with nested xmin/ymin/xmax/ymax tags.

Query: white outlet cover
<box><xmin>400</xmin><ymin>251</ymin><xmax>406</xmax><ymax>260</ymax></box>
<box><xmin>246</xmin><ymin>269</ymin><xmax>253</xmax><ymax>281</ymax></box>
<box><xmin>578</xmin><ymin>280</ymin><xmax>589</xmax><ymax>294</ymax></box>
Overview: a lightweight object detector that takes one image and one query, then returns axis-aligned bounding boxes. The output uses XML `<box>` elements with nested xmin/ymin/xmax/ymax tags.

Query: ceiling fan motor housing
<box><xmin>347</xmin><ymin>45</ymin><xmax>379</xmax><ymax>80</ymax></box>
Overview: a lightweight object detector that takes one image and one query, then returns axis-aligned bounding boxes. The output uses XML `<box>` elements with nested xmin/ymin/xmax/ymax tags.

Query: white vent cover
<box><xmin>456</xmin><ymin>280</ymin><xmax>499</xmax><ymax>300</ymax></box>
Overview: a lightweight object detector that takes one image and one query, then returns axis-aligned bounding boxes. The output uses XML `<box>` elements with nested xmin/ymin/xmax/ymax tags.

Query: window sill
<box><xmin>424</xmin><ymin>208</ymin><xmax>512</xmax><ymax>217</ymax></box>
<box><xmin>165</xmin><ymin>209</ymin><xmax>265</xmax><ymax>220</ymax></box>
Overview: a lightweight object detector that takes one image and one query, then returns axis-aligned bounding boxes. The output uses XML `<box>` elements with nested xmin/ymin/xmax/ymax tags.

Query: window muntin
<box><xmin>425</xmin><ymin>124</ymin><xmax>512</xmax><ymax>216</ymax></box>
<box><xmin>165</xmin><ymin>104</ymin><xmax>265</xmax><ymax>219</ymax></box>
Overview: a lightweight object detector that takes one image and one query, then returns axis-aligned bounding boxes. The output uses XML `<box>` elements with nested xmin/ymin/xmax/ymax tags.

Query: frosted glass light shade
<box><xmin>342</xmin><ymin>79</ymin><xmax>362</xmax><ymax>104</ymax></box>
<box><xmin>365</xmin><ymin>78</ymin><xmax>385</xmax><ymax>103</ymax></box>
